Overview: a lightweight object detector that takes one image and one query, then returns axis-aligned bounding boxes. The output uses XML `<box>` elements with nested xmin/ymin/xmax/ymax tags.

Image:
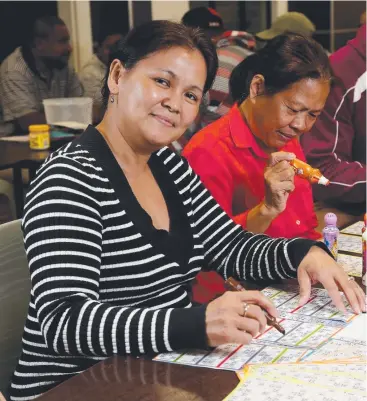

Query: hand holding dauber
<box><xmin>225</xmin><ymin>277</ymin><xmax>285</xmax><ymax>335</ymax></box>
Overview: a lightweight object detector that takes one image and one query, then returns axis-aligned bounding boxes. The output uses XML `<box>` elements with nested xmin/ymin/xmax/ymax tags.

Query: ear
<box><xmin>249</xmin><ymin>74</ymin><xmax>266</xmax><ymax>99</ymax></box>
<box><xmin>107</xmin><ymin>59</ymin><xmax>126</xmax><ymax>95</ymax></box>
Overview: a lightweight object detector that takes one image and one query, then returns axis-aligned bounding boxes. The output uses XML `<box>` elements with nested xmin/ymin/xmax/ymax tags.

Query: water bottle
<box><xmin>323</xmin><ymin>213</ymin><xmax>339</xmax><ymax>261</ymax></box>
<box><xmin>362</xmin><ymin>214</ymin><xmax>366</xmax><ymax>286</ymax></box>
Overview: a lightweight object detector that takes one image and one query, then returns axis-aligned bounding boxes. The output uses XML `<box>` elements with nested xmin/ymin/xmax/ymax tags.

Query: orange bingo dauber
<box><xmin>225</xmin><ymin>277</ymin><xmax>286</xmax><ymax>335</ymax></box>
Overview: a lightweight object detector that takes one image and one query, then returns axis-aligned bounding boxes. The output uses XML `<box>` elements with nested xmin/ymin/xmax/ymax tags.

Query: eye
<box><xmin>286</xmin><ymin>105</ymin><xmax>298</xmax><ymax>114</ymax></box>
<box><xmin>308</xmin><ymin>112</ymin><xmax>318</xmax><ymax>119</ymax></box>
<box><xmin>185</xmin><ymin>92</ymin><xmax>198</xmax><ymax>102</ymax></box>
<box><xmin>154</xmin><ymin>78</ymin><xmax>170</xmax><ymax>87</ymax></box>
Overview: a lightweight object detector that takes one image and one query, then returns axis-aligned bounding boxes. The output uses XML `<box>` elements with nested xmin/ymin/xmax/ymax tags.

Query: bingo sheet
<box><xmin>338</xmin><ymin>233</ymin><xmax>362</xmax><ymax>254</ymax></box>
<box><xmin>337</xmin><ymin>253</ymin><xmax>363</xmax><ymax>277</ymax></box>
<box><xmin>225</xmin><ymin>362</ymin><xmax>367</xmax><ymax>401</ymax></box>
<box><xmin>154</xmin><ymin>285</ymin><xmax>358</xmax><ymax>371</ymax></box>
<box><xmin>341</xmin><ymin>221</ymin><xmax>364</xmax><ymax>236</ymax></box>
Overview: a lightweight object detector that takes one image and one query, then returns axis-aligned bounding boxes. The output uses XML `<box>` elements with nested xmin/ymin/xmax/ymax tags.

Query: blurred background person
<box><xmin>182</xmin><ymin>8</ymin><xmax>318</xmax><ymax>139</ymax></box>
<box><xmin>80</xmin><ymin>31</ymin><xmax>123</xmax><ymax>123</ymax></box>
<box><xmin>301</xmin><ymin>23</ymin><xmax>366</xmax><ymax>207</ymax></box>
<box><xmin>182</xmin><ymin>6</ymin><xmax>256</xmax><ymax>126</ymax></box>
<box><xmin>216</xmin><ymin>12</ymin><xmax>318</xmax><ymax>118</ymax></box>
<box><xmin>255</xmin><ymin>11</ymin><xmax>316</xmax><ymax>48</ymax></box>
<box><xmin>360</xmin><ymin>11</ymin><xmax>366</xmax><ymax>26</ymax></box>
<box><xmin>0</xmin><ymin>16</ymin><xmax>82</xmax><ymax>133</ymax></box>
<box><xmin>184</xmin><ymin>34</ymin><xmax>331</xmax><ymax>302</ymax></box>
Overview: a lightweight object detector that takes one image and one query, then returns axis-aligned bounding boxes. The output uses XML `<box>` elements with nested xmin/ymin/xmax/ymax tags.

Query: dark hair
<box><xmin>230</xmin><ymin>33</ymin><xmax>332</xmax><ymax>104</ymax></box>
<box><xmin>101</xmin><ymin>20</ymin><xmax>218</xmax><ymax>108</ymax></box>
<box><xmin>31</xmin><ymin>16</ymin><xmax>66</xmax><ymax>43</ymax></box>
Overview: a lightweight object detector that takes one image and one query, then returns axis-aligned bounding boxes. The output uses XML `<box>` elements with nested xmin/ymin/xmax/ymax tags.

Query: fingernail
<box><xmin>288</xmin><ymin>153</ymin><xmax>296</xmax><ymax>159</ymax></box>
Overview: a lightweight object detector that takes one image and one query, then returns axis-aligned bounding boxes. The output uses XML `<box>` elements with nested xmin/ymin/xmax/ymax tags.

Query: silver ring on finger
<box><xmin>243</xmin><ymin>303</ymin><xmax>251</xmax><ymax>317</ymax></box>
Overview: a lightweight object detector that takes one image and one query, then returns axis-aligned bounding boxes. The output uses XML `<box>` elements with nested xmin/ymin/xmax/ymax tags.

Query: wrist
<box><xmin>259</xmin><ymin>201</ymin><xmax>279</xmax><ymax>219</ymax></box>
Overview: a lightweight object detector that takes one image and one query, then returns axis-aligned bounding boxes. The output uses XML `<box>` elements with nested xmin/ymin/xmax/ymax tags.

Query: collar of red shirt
<box><xmin>228</xmin><ymin>105</ymin><xmax>269</xmax><ymax>159</ymax></box>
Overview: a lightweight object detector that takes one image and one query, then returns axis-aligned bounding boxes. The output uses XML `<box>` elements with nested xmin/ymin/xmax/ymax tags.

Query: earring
<box><xmin>110</xmin><ymin>95</ymin><xmax>114</xmax><ymax>103</ymax></box>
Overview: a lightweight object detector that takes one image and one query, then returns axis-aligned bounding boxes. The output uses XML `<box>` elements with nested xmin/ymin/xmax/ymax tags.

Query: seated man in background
<box><xmin>0</xmin><ymin>16</ymin><xmax>82</xmax><ymax>133</ymax></box>
<box><xmin>301</xmin><ymin>23</ymin><xmax>366</xmax><ymax>207</ymax></box>
<box><xmin>80</xmin><ymin>31</ymin><xmax>123</xmax><ymax>123</ymax></box>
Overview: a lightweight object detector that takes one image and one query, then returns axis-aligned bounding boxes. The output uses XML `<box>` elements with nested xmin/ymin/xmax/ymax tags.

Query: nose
<box><xmin>289</xmin><ymin>112</ymin><xmax>307</xmax><ymax>133</ymax></box>
<box><xmin>162</xmin><ymin>91</ymin><xmax>180</xmax><ymax>114</ymax></box>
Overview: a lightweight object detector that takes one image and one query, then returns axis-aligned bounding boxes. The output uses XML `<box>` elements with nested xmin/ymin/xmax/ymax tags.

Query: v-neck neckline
<box><xmin>76</xmin><ymin>126</ymin><xmax>194</xmax><ymax>268</ymax></box>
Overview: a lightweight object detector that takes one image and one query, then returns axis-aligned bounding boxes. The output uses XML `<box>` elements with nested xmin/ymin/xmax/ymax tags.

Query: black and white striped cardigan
<box><xmin>11</xmin><ymin>126</ymin><xmax>318</xmax><ymax>400</ymax></box>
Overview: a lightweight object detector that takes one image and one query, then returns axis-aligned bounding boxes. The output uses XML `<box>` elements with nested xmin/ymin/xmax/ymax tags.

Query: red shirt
<box><xmin>184</xmin><ymin>105</ymin><xmax>320</xmax><ymax>240</ymax></box>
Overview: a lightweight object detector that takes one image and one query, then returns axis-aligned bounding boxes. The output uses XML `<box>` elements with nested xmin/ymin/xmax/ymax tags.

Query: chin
<box><xmin>145</xmin><ymin>131</ymin><xmax>183</xmax><ymax>149</ymax></box>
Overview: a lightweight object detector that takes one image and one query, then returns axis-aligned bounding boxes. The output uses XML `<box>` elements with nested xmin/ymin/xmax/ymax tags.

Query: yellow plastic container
<box><xmin>29</xmin><ymin>124</ymin><xmax>50</xmax><ymax>150</ymax></box>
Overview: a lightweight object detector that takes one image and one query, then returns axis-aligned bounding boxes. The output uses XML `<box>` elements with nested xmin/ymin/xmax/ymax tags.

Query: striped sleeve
<box><xmin>186</xmin><ymin>160</ymin><xmax>318</xmax><ymax>281</ymax></box>
<box><xmin>23</xmin><ymin>156</ymin><xmax>208</xmax><ymax>358</ymax></box>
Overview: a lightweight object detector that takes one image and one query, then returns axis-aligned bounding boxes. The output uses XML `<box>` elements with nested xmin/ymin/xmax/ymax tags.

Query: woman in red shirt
<box><xmin>184</xmin><ymin>34</ymin><xmax>332</xmax><ymax>302</ymax></box>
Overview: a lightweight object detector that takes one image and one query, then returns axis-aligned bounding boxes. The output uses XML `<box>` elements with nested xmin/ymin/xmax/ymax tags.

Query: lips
<box><xmin>276</xmin><ymin>130</ymin><xmax>297</xmax><ymax>141</ymax></box>
<box><xmin>151</xmin><ymin>113</ymin><xmax>175</xmax><ymax>127</ymax></box>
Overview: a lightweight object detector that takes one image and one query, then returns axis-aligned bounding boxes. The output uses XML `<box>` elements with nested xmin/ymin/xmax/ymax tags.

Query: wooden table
<box><xmin>37</xmin><ymin>355</ymin><xmax>238</xmax><ymax>401</ymax></box>
<box><xmin>34</xmin><ymin>278</ymin><xmax>364</xmax><ymax>401</ymax></box>
<box><xmin>0</xmin><ymin>138</ymin><xmax>72</xmax><ymax>218</ymax></box>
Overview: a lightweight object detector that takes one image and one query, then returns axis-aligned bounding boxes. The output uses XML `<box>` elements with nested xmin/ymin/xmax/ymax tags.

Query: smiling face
<box><xmin>241</xmin><ymin>76</ymin><xmax>330</xmax><ymax>153</ymax></box>
<box><xmin>107</xmin><ymin>46</ymin><xmax>207</xmax><ymax>153</ymax></box>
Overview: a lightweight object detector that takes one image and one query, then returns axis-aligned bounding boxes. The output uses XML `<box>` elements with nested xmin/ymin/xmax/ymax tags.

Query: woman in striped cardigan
<box><xmin>10</xmin><ymin>20</ymin><xmax>365</xmax><ymax>401</ymax></box>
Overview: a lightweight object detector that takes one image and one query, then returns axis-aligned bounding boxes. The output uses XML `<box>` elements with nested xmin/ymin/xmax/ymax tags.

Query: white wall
<box><xmin>271</xmin><ymin>0</ymin><xmax>288</xmax><ymax>22</ymax></box>
<box><xmin>151</xmin><ymin>0</ymin><xmax>189</xmax><ymax>22</ymax></box>
<box><xmin>57</xmin><ymin>1</ymin><xmax>93</xmax><ymax>72</ymax></box>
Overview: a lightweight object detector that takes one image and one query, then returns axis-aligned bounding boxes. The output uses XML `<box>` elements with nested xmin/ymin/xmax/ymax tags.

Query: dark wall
<box><xmin>0</xmin><ymin>1</ymin><xmax>58</xmax><ymax>63</ymax></box>
<box><xmin>90</xmin><ymin>1</ymin><xmax>129</xmax><ymax>45</ymax></box>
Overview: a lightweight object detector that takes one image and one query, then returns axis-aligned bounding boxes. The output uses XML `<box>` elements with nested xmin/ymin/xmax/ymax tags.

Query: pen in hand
<box><xmin>225</xmin><ymin>277</ymin><xmax>286</xmax><ymax>335</ymax></box>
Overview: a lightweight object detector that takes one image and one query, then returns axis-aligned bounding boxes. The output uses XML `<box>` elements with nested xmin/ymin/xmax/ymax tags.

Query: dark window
<box><xmin>0</xmin><ymin>1</ymin><xmax>58</xmax><ymax>63</ymax></box>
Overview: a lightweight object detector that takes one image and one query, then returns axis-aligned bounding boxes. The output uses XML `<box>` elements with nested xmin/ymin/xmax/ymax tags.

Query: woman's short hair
<box><xmin>101</xmin><ymin>20</ymin><xmax>218</xmax><ymax>107</ymax></box>
<box><xmin>230</xmin><ymin>33</ymin><xmax>332</xmax><ymax>104</ymax></box>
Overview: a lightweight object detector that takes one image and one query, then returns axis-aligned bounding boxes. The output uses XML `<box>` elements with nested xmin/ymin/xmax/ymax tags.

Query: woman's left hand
<box><xmin>297</xmin><ymin>246</ymin><xmax>366</xmax><ymax>314</ymax></box>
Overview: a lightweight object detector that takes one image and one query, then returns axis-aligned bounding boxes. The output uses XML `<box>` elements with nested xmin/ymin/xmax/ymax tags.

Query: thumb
<box><xmin>298</xmin><ymin>267</ymin><xmax>311</xmax><ymax>306</ymax></box>
<box><xmin>268</xmin><ymin>152</ymin><xmax>296</xmax><ymax>166</ymax></box>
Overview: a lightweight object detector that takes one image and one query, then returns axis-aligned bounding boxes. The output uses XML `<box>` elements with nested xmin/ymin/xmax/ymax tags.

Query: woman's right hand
<box><xmin>263</xmin><ymin>151</ymin><xmax>296</xmax><ymax>215</ymax></box>
<box><xmin>205</xmin><ymin>290</ymin><xmax>278</xmax><ymax>347</ymax></box>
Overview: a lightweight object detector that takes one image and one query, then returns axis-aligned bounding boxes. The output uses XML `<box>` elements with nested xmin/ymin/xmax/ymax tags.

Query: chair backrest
<box><xmin>0</xmin><ymin>220</ymin><xmax>30</xmax><ymax>394</ymax></box>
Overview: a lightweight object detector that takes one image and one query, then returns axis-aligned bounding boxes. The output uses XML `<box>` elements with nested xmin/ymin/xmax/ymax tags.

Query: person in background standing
<box><xmin>0</xmin><ymin>16</ymin><xmax>82</xmax><ymax>133</ymax></box>
<box><xmin>301</xmin><ymin>23</ymin><xmax>366</xmax><ymax>206</ymax></box>
<box><xmin>80</xmin><ymin>31</ymin><xmax>123</xmax><ymax>123</ymax></box>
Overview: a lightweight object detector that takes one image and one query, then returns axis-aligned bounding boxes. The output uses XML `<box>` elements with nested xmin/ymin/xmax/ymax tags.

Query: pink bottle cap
<box><xmin>324</xmin><ymin>212</ymin><xmax>337</xmax><ymax>226</ymax></box>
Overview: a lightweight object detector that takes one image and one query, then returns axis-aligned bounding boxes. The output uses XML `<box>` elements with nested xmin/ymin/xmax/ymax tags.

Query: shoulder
<box><xmin>34</xmin><ymin>141</ymin><xmax>108</xmax><ymax>189</ymax></box>
<box><xmin>80</xmin><ymin>56</ymin><xmax>104</xmax><ymax>77</ymax></box>
<box><xmin>1</xmin><ymin>47</ymin><xmax>31</xmax><ymax>78</ymax></box>
<box><xmin>183</xmin><ymin>113</ymin><xmax>233</xmax><ymax>158</ymax></box>
<box><xmin>330</xmin><ymin>46</ymin><xmax>364</xmax><ymax>88</ymax></box>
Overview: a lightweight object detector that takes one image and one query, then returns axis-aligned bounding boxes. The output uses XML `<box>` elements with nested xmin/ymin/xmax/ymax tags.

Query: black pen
<box><xmin>225</xmin><ymin>277</ymin><xmax>286</xmax><ymax>335</ymax></box>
